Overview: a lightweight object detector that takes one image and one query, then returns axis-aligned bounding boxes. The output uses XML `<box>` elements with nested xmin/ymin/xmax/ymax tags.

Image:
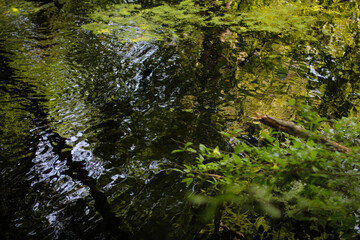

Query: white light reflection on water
<box><xmin>71</xmin><ymin>136</ymin><xmax>105</xmax><ymax>180</ymax></box>
<box><xmin>103</xmin><ymin>173</ymin><xmax>127</xmax><ymax>191</ymax></box>
<box><xmin>26</xmin><ymin>129</ymin><xmax>104</xmax><ymax>236</ymax></box>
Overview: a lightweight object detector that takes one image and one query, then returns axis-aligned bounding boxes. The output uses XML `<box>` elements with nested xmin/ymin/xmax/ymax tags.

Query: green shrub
<box><xmin>174</xmin><ymin>106</ymin><xmax>360</xmax><ymax>239</ymax></box>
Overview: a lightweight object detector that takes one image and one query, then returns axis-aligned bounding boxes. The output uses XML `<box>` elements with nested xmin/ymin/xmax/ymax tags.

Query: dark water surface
<box><xmin>0</xmin><ymin>3</ymin><xmax>223</xmax><ymax>239</ymax></box>
<box><xmin>1</xmin><ymin>1</ymin><xmax>359</xmax><ymax>239</ymax></box>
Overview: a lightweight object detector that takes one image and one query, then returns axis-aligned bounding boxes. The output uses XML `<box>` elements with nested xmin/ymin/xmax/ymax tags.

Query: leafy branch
<box><xmin>173</xmin><ymin>105</ymin><xmax>360</xmax><ymax>238</ymax></box>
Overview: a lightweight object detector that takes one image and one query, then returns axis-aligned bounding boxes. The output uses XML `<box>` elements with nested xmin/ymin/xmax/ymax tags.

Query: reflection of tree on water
<box><xmin>308</xmin><ymin>48</ymin><xmax>360</xmax><ymax>119</ymax></box>
<box><xmin>65</xmin><ymin>29</ymin><xmax>230</xmax><ymax>237</ymax></box>
<box><xmin>0</xmin><ymin>48</ymin><xmax>132</xmax><ymax>240</ymax></box>
<box><xmin>0</xmin><ymin>50</ymin><xmax>38</xmax><ymax>240</ymax></box>
<box><xmin>0</xmin><ymin>4</ymin><xmax>131</xmax><ymax>239</ymax></box>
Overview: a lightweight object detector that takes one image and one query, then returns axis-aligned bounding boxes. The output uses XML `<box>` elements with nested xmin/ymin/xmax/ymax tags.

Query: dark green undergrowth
<box><xmin>174</xmin><ymin>104</ymin><xmax>360</xmax><ymax>239</ymax></box>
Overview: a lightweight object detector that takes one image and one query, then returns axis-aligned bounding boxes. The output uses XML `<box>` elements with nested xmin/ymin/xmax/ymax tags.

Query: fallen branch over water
<box><xmin>253</xmin><ymin>113</ymin><xmax>351</xmax><ymax>154</ymax></box>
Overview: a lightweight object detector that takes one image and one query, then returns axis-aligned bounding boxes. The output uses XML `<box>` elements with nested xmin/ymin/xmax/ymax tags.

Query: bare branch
<box><xmin>253</xmin><ymin>113</ymin><xmax>351</xmax><ymax>154</ymax></box>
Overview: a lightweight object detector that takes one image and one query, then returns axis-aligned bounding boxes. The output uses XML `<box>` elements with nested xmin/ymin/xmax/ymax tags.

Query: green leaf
<box><xmin>220</xmin><ymin>131</ymin><xmax>232</xmax><ymax>138</ymax></box>
<box><xmin>232</xmin><ymin>154</ymin><xmax>242</xmax><ymax>164</ymax></box>
<box><xmin>310</xmin><ymin>150</ymin><xmax>317</xmax><ymax>160</ymax></box>
<box><xmin>312</xmin><ymin>166</ymin><xmax>319</xmax><ymax>172</ymax></box>
<box><xmin>182</xmin><ymin>178</ymin><xmax>193</xmax><ymax>186</ymax></box>
<box><xmin>307</xmin><ymin>139</ymin><xmax>315</xmax><ymax>148</ymax></box>
<box><xmin>293</xmin><ymin>140</ymin><xmax>303</xmax><ymax>149</ymax></box>
<box><xmin>184</xmin><ymin>164</ymin><xmax>192</xmax><ymax>170</ymax></box>
<box><xmin>187</xmin><ymin>148</ymin><xmax>197</xmax><ymax>153</ymax></box>
<box><xmin>185</xmin><ymin>142</ymin><xmax>193</xmax><ymax>148</ymax></box>
<box><xmin>171</xmin><ymin>149</ymin><xmax>184</xmax><ymax>154</ymax></box>
<box><xmin>288</xmin><ymin>99</ymin><xmax>296</xmax><ymax>106</ymax></box>
<box><xmin>198</xmin><ymin>164</ymin><xmax>206</xmax><ymax>170</ymax></box>
<box><xmin>197</xmin><ymin>154</ymin><xmax>205</xmax><ymax>162</ymax></box>
<box><xmin>199</xmin><ymin>144</ymin><xmax>206</xmax><ymax>152</ymax></box>
<box><xmin>213</xmin><ymin>146</ymin><xmax>220</xmax><ymax>156</ymax></box>
<box><xmin>234</xmin><ymin>144</ymin><xmax>243</xmax><ymax>154</ymax></box>
<box><xmin>276</xmin><ymin>158</ymin><xmax>286</xmax><ymax>167</ymax></box>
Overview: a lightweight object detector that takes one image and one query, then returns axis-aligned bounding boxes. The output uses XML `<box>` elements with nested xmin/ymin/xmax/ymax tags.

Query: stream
<box><xmin>1</xmin><ymin>1</ymin><xmax>359</xmax><ymax>239</ymax></box>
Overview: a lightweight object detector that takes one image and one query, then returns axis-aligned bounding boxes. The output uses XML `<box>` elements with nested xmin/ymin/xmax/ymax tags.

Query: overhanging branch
<box><xmin>253</xmin><ymin>113</ymin><xmax>351</xmax><ymax>154</ymax></box>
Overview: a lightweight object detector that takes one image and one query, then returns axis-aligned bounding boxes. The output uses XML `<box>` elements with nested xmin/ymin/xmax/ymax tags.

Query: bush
<box><xmin>174</xmin><ymin>106</ymin><xmax>360</xmax><ymax>239</ymax></box>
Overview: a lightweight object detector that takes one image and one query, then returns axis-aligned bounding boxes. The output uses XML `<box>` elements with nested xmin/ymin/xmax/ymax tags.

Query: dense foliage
<box><xmin>174</xmin><ymin>103</ymin><xmax>360</xmax><ymax>238</ymax></box>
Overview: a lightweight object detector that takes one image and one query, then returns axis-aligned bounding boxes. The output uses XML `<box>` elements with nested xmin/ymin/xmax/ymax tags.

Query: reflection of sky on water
<box><xmin>28</xmin><ymin>128</ymin><xmax>104</xmax><ymax>234</ymax></box>
<box><xmin>309</xmin><ymin>64</ymin><xmax>331</xmax><ymax>80</ymax></box>
<box><xmin>70</xmin><ymin>132</ymin><xmax>104</xmax><ymax>179</ymax></box>
<box><xmin>32</xmin><ymin>134</ymin><xmax>67</xmax><ymax>185</ymax></box>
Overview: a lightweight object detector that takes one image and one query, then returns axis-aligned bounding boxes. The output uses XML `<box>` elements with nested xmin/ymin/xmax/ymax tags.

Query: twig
<box><xmin>194</xmin><ymin>170</ymin><xmax>223</xmax><ymax>179</ymax></box>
